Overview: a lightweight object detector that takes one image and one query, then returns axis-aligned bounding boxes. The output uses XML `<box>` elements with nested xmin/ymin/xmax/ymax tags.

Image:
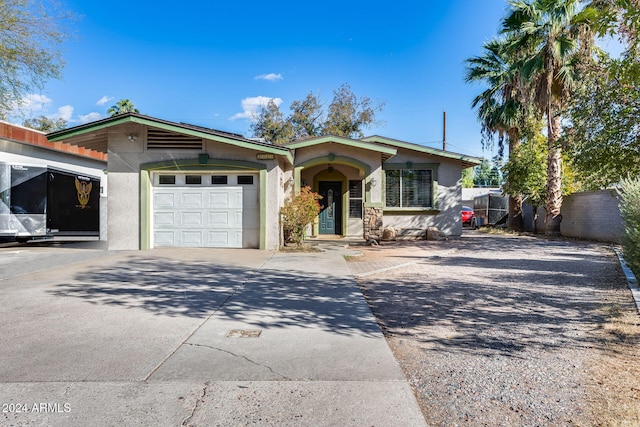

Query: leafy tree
<box><xmin>321</xmin><ymin>84</ymin><xmax>384</xmax><ymax>138</ymax></box>
<box><xmin>0</xmin><ymin>0</ymin><xmax>75</xmax><ymax>118</ymax></box>
<box><xmin>567</xmin><ymin>51</ymin><xmax>640</xmax><ymax>189</ymax></box>
<box><xmin>107</xmin><ymin>99</ymin><xmax>139</xmax><ymax>116</ymax></box>
<box><xmin>251</xmin><ymin>84</ymin><xmax>384</xmax><ymax>143</ymax></box>
<box><xmin>250</xmin><ymin>99</ymin><xmax>293</xmax><ymax>145</ymax></box>
<box><xmin>280</xmin><ymin>186</ymin><xmax>322</xmax><ymax>246</ymax></box>
<box><xmin>473</xmin><ymin>158</ymin><xmax>503</xmax><ymax>187</ymax></box>
<box><xmin>501</xmin><ymin>0</ymin><xmax>601</xmax><ymax>235</ymax></box>
<box><xmin>566</xmin><ymin>0</ymin><xmax>640</xmax><ymax>189</ymax></box>
<box><xmin>22</xmin><ymin>115</ymin><xmax>66</xmax><ymax>132</ymax></box>
<box><xmin>503</xmin><ymin>121</ymin><xmax>582</xmax><ymax>229</ymax></box>
<box><xmin>290</xmin><ymin>93</ymin><xmax>323</xmax><ymax>140</ymax></box>
<box><xmin>502</xmin><ymin>132</ymin><xmax>548</xmax><ymax>212</ymax></box>
<box><xmin>461</xmin><ymin>167</ymin><xmax>474</xmax><ymax>188</ymax></box>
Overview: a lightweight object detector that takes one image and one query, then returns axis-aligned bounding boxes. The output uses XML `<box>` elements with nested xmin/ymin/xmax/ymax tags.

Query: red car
<box><xmin>461</xmin><ymin>205</ymin><xmax>473</xmax><ymax>226</ymax></box>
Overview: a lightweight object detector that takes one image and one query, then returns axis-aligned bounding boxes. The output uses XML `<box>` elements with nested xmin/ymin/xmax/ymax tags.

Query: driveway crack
<box><xmin>181</xmin><ymin>382</ymin><xmax>207</xmax><ymax>426</ymax></box>
<box><xmin>186</xmin><ymin>342</ymin><xmax>291</xmax><ymax>380</ymax></box>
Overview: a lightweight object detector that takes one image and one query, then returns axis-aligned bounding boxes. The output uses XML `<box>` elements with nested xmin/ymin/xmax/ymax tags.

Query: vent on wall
<box><xmin>146</xmin><ymin>128</ymin><xmax>203</xmax><ymax>149</ymax></box>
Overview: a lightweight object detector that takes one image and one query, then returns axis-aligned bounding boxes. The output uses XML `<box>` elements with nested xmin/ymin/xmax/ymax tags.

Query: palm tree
<box><xmin>466</xmin><ymin>37</ymin><xmax>527</xmax><ymax>231</ymax></box>
<box><xmin>107</xmin><ymin>99</ymin><xmax>140</xmax><ymax>116</ymax></box>
<box><xmin>501</xmin><ymin>0</ymin><xmax>599</xmax><ymax>235</ymax></box>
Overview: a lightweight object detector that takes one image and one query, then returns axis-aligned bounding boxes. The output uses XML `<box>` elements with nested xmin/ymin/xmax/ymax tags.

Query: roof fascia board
<box><xmin>362</xmin><ymin>135</ymin><xmax>481</xmax><ymax>165</ymax></box>
<box><xmin>48</xmin><ymin>114</ymin><xmax>293</xmax><ymax>164</ymax></box>
<box><xmin>47</xmin><ymin>115</ymin><xmax>134</xmax><ymax>141</ymax></box>
<box><xmin>287</xmin><ymin>136</ymin><xmax>397</xmax><ymax>155</ymax></box>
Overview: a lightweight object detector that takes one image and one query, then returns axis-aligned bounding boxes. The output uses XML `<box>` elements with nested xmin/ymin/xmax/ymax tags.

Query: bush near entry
<box><xmin>280</xmin><ymin>186</ymin><xmax>322</xmax><ymax>247</ymax></box>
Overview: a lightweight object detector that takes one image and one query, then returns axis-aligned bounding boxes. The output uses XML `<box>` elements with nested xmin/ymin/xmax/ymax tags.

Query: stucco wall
<box><xmin>294</xmin><ymin>143</ymin><xmax>384</xmax><ymax>204</ymax></box>
<box><xmin>107</xmin><ymin>172</ymin><xmax>139</xmax><ymax>249</ymax></box>
<box><xmin>106</xmin><ymin>124</ymin><xmax>285</xmax><ymax>250</ymax></box>
<box><xmin>382</xmin><ymin>150</ymin><xmax>464</xmax><ymax>237</ymax></box>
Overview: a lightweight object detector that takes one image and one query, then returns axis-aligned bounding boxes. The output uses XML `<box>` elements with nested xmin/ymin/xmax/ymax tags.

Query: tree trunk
<box><xmin>545</xmin><ymin>113</ymin><xmax>563</xmax><ymax>235</ymax></box>
<box><xmin>506</xmin><ymin>129</ymin><xmax>524</xmax><ymax>231</ymax></box>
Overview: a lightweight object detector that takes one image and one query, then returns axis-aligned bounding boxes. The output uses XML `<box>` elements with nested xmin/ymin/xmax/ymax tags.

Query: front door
<box><xmin>318</xmin><ymin>181</ymin><xmax>342</xmax><ymax>235</ymax></box>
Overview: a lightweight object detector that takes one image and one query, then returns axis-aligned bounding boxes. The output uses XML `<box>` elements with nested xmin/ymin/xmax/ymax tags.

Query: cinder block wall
<box><xmin>560</xmin><ymin>190</ymin><xmax>623</xmax><ymax>243</ymax></box>
<box><xmin>524</xmin><ymin>190</ymin><xmax>622</xmax><ymax>243</ymax></box>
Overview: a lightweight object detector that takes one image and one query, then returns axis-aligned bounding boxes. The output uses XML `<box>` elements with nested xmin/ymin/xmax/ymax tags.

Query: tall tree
<box><xmin>251</xmin><ymin>84</ymin><xmax>384</xmax><ymax>144</ymax></box>
<box><xmin>466</xmin><ymin>37</ymin><xmax>529</xmax><ymax>230</ymax></box>
<box><xmin>290</xmin><ymin>93</ymin><xmax>323</xmax><ymax>140</ymax></box>
<box><xmin>22</xmin><ymin>115</ymin><xmax>66</xmax><ymax>132</ymax></box>
<box><xmin>0</xmin><ymin>0</ymin><xmax>75</xmax><ymax>118</ymax></box>
<box><xmin>567</xmin><ymin>1</ymin><xmax>640</xmax><ymax>188</ymax></box>
<box><xmin>249</xmin><ymin>99</ymin><xmax>293</xmax><ymax>145</ymax></box>
<box><xmin>107</xmin><ymin>99</ymin><xmax>139</xmax><ymax>116</ymax></box>
<box><xmin>501</xmin><ymin>0</ymin><xmax>600</xmax><ymax>235</ymax></box>
<box><xmin>321</xmin><ymin>84</ymin><xmax>384</xmax><ymax>138</ymax></box>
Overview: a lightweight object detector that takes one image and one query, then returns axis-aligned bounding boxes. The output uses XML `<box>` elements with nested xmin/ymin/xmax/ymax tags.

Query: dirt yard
<box><xmin>348</xmin><ymin>231</ymin><xmax>640</xmax><ymax>426</ymax></box>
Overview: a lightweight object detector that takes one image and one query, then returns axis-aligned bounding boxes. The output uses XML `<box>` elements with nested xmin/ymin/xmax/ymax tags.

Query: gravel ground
<box><xmin>350</xmin><ymin>231</ymin><xmax>640</xmax><ymax>426</ymax></box>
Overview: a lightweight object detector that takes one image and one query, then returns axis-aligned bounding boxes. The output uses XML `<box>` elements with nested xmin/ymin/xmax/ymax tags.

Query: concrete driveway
<box><xmin>0</xmin><ymin>243</ymin><xmax>425</xmax><ymax>426</ymax></box>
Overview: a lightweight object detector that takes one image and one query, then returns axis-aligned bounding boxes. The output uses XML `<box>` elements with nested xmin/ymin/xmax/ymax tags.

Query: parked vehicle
<box><xmin>461</xmin><ymin>205</ymin><xmax>473</xmax><ymax>226</ymax></box>
<box><xmin>471</xmin><ymin>191</ymin><xmax>508</xmax><ymax>229</ymax></box>
<box><xmin>0</xmin><ymin>163</ymin><xmax>100</xmax><ymax>242</ymax></box>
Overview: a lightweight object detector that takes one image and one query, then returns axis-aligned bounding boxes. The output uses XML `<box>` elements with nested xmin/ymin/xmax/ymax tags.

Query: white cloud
<box><xmin>230</xmin><ymin>96</ymin><xmax>282</xmax><ymax>121</ymax></box>
<box><xmin>78</xmin><ymin>112</ymin><xmax>103</xmax><ymax>124</ymax></box>
<box><xmin>96</xmin><ymin>95</ymin><xmax>113</xmax><ymax>106</ymax></box>
<box><xmin>8</xmin><ymin>94</ymin><xmax>52</xmax><ymax>117</ymax></box>
<box><xmin>255</xmin><ymin>73</ymin><xmax>283</xmax><ymax>82</ymax></box>
<box><xmin>52</xmin><ymin>105</ymin><xmax>74</xmax><ymax>121</ymax></box>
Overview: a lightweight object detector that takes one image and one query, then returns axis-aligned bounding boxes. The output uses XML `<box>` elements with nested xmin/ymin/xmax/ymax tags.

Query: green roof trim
<box><xmin>361</xmin><ymin>135</ymin><xmax>482</xmax><ymax>167</ymax></box>
<box><xmin>285</xmin><ymin>135</ymin><xmax>397</xmax><ymax>156</ymax></box>
<box><xmin>47</xmin><ymin>113</ymin><xmax>294</xmax><ymax>164</ymax></box>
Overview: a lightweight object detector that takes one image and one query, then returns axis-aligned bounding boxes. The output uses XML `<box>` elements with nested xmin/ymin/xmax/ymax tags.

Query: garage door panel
<box><xmin>154</xmin><ymin>231</ymin><xmax>176</xmax><ymax>246</ymax></box>
<box><xmin>181</xmin><ymin>211</ymin><xmax>203</xmax><ymax>226</ymax></box>
<box><xmin>154</xmin><ymin>193</ymin><xmax>175</xmax><ymax>207</ymax></box>
<box><xmin>234</xmin><ymin>211</ymin><xmax>243</xmax><ymax>227</ymax></box>
<box><xmin>209</xmin><ymin>192</ymin><xmax>230</xmax><ymax>207</ymax></box>
<box><xmin>152</xmin><ymin>179</ymin><xmax>256</xmax><ymax>249</ymax></box>
<box><xmin>154</xmin><ymin>212</ymin><xmax>175</xmax><ymax>226</ymax></box>
<box><xmin>181</xmin><ymin>231</ymin><xmax>204</xmax><ymax>246</ymax></box>
<box><xmin>181</xmin><ymin>192</ymin><xmax>204</xmax><ymax>207</ymax></box>
<box><xmin>209</xmin><ymin>231</ymin><xmax>228</xmax><ymax>246</ymax></box>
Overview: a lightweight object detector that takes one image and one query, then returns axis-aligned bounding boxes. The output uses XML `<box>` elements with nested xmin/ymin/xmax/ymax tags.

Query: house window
<box><xmin>237</xmin><ymin>175</ymin><xmax>254</xmax><ymax>185</ymax></box>
<box><xmin>211</xmin><ymin>175</ymin><xmax>228</xmax><ymax>185</ymax></box>
<box><xmin>158</xmin><ymin>175</ymin><xmax>176</xmax><ymax>185</ymax></box>
<box><xmin>185</xmin><ymin>175</ymin><xmax>202</xmax><ymax>185</ymax></box>
<box><xmin>385</xmin><ymin>169</ymin><xmax>433</xmax><ymax>208</ymax></box>
<box><xmin>349</xmin><ymin>180</ymin><xmax>363</xmax><ymax>218</ymax></box>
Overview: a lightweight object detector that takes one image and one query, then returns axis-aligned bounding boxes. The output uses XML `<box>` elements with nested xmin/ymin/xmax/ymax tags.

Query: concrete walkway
<box><xmin>0</xmin><ymin>243</ymin><xmax>425</xmax><ymax>426</ymax></box>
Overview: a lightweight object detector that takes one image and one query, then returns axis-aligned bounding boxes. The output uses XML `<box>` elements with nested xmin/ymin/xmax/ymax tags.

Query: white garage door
<box><xmin>151</xmin><ymin>173</ymin><xmax>259</xmax><ymax>248</ymax></box>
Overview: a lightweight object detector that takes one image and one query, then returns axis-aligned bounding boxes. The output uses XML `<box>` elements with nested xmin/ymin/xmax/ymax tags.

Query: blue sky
<box><xmin>12</xmin><ymin>1</ymin><xmax>512</xmax><ymax>158</ymax></box>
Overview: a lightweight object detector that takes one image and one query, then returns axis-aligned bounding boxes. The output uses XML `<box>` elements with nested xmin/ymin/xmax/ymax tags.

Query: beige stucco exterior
<box><xmin>46</xmin><ymin>114</ymin><xmax>480</xmax><ymax>250</ymax></box>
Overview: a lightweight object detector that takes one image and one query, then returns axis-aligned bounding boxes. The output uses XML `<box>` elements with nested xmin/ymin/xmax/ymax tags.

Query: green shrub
<box><xmin>280</xmin><ymin>186</ymin><xmax>322</xmax><ymax>247</ymax></box>
<box><xmin>620</xmin><ymin>176</ymin><xmax>640</xmax><ymax>276</ymax></box>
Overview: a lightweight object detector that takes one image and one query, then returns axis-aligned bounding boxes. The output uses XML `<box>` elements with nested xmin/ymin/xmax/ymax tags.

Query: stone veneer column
<box><xmin>363</xmin><ymin>207</ymin><xmax>383</xmax><ymax>242</ymax></box>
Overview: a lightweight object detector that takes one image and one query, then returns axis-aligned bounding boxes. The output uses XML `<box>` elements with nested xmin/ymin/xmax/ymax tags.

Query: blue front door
<box><xmin>318</xmin><ymin>181</ymin><xmax>342</xmax><ymax>235</ymax></box>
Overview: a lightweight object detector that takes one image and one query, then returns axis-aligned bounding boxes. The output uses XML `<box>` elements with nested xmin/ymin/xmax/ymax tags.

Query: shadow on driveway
<box><xmin>49</xmin><ymin>254</ymin><xmax>380</xmax><ymax>337</ymax></box>
<box><xmin>356</xmin><ymin>233</ymin><xmax>629</xmax><ymax>357</ymax></box>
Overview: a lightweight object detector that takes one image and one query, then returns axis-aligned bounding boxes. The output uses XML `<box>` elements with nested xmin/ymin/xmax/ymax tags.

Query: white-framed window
<box><xmin>349</xmin><ymin>180</ymin><xmax>363</xmax><ymax>218</ymax></box>
<box><xmin>385</xmin><ymin>169</ymin><xmax>433</xmax><ymax>208</ymax></box>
